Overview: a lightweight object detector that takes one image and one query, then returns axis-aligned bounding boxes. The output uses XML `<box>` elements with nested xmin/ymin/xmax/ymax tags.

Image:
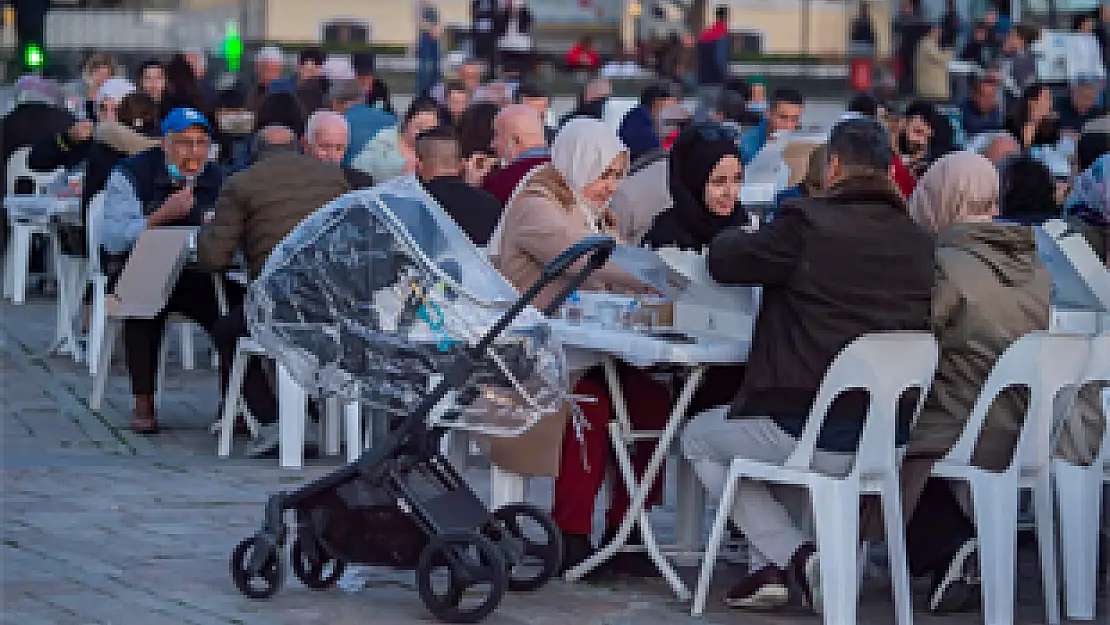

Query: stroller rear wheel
<box><xmin>416</xmin><ymin>533</ymin><xmax>507</xmax><ymax>623</ymax></box>
<box><xmin>491</xmin><ymin>504</ymin><xmax>563</xmax><ymax>591</ymax></box>
<box><xmin>230</xmin><ymin>537</ymin><xmax>284</xmax><ymax>599</ymax></box>
<box><xmin>291</xmin><ymin>537</ymin><xmax>346</xmax><ymax>590</ymax></box>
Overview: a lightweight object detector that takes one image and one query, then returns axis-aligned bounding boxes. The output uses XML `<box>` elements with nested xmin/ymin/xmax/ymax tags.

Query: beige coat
<box><xmin>915</xmin><ymin>37</ymin><xmax>953</xmax><ymax>102</ymax></box>
<box><xmin>494</xmin><ymin>165</ymin><xmax>646</xmax><ymax>310</ymax></box>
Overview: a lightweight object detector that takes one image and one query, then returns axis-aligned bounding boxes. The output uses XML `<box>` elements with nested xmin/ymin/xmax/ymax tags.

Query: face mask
<box><xmin>167</xmin><ymin>163</ymin><xmax>196</xmax><ymax>187</ymax></box>
<box><xmin>748</xmin><ymin>100</ymin><xmax>767</xmax><ymax>114</ymax></box>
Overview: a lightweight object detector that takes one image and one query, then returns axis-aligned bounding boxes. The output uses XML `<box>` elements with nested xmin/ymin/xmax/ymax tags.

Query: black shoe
<box><xmin>724</xmin><ymin>565</ymin><xmax>790</xmax><ymax>610</ymax></box>
<box><xmin>928</xmin><ymin>537</ymin><xmax>981</xmax><ymax>613</ymax></box>
<box><xmin>598</xmin><ymin>526</ymin><xmax>662</xmax><ymax>578</ymax></box>
<box><xmin>559</xmin><ymin>532</ymin><xmax>594</xmax><ymax>574</ymax></box>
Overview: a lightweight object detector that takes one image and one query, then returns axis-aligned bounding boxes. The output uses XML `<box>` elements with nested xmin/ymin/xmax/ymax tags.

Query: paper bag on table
<box><xmin>106</xmin><ymin>227</ymin><xmax>195</xmax><ymax>319</ymax></box>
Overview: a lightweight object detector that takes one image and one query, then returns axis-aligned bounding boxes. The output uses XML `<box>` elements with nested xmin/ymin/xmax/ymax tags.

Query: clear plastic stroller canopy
<box><xmin>246</xmin><ymin>176</ymin><xmax>568</xmax><ymax>436</ymax></box>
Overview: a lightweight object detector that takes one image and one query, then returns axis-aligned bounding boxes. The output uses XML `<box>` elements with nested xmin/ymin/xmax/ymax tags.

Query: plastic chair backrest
<box><xmin>86</xmin><ymin>192</ymin><xmax>106</xmax><ymax>275</ymax></box>
<box><xmin>5</xmin><ymin>146</ymin><xmax>62</xmax><ymax>195</ymax></box>
<box><xmin>1082</xmin><ymin>334</ymin><xmax>1110</xmax><ymax>464</ymax></box>
<box><xmin>785</xmin><ymin>332</ymin><xmax>939</xmax><ymax>478</ymax></box>
<box><xmin>940</xmin><ymin>332</ymin><xmax>1090</xmax><ymax>472</ymax></box>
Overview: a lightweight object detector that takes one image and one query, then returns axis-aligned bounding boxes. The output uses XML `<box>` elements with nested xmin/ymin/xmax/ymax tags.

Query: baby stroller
<box><xmin>228</xmin><ymin>177</ymin><xmax>616</xmax><ymax>623</ymax></box>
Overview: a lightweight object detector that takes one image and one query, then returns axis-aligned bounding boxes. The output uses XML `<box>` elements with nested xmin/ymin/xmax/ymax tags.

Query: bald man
<box><xmin>481</xmin><ymin>104</ymin><xmax>551</xmax><ymax>205</ymax></box>
<box><xmin>417</xmin><ymin>126</ymin><xmax>502</xmax><ymax>244</ymax></box>
<box><xmin>197</xmin><ymin>110</ymin><xmax>357</xmax><ymax>455</ymax></box>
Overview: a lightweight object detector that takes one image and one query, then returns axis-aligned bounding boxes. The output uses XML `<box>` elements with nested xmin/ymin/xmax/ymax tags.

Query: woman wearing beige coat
<box><xmin>493</xmin><ymin>118</ymin><xmax>673</xmax><ymax>578</ymax></box>
<box><xmin>898</xmin><ymin>152</ymin><xmax>1050</xmax><ymax>613</ymax></box>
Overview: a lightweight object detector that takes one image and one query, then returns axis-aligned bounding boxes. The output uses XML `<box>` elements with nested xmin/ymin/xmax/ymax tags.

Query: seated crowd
<box><xmin>2</xmin><ymin>44</ymin><xmax>1107</xmax><ymax>618</ymax></box>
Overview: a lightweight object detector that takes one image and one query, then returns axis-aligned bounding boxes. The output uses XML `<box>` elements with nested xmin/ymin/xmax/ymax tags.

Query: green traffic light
<box><xmin>25</xmin><ymin>44</ymin><xmax>44</xmax><ymax>68</ymax></box>
<box><xmin>224</xmin><ymin>21</ymin><xmax>243</xmax><ymax>72</ymax></box>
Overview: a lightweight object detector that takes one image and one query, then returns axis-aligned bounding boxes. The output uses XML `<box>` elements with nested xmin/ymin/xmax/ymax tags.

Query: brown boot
<box><xmin>131</xmin><ymin>394</ymin><xmax>159</xmax><ymax>434</ymax></box>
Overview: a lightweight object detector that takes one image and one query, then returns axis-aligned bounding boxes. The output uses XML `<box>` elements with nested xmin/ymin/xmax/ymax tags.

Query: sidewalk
<box><xmin>0</xmin><ymin>297</ymin><xmax>1101</xmax><ymax>624</ymax></box>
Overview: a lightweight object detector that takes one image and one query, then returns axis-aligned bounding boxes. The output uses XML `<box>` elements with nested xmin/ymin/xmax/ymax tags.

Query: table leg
<box><xmin>565</xmin><ymin>363</ymin><xmax>706</xmax><ymax>601</ymax></box>
<box><xmin>675</xmin><ymin>455</ymin><xmax>706</xmax><ymax>556</ymax></box>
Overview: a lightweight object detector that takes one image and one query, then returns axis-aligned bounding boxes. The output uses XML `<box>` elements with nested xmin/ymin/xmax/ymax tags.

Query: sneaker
<box><xmin>247</xmin><ymin>424</ymin><xmax>320</xmax><ymax>459</ymax></box>
<box><xmin>928</xmin><ymin>537</ymin><xmax>980</xmax><ymax>613</ymax></box>
<box><xmin>789</xmin><ymin>542</ymin><xmax>821</xmax><ymax>614</ymax></box>
<box><xmin>723</xmin><ymin>566</ymin><xmax>790</xmax><ymax>610</ymax></box>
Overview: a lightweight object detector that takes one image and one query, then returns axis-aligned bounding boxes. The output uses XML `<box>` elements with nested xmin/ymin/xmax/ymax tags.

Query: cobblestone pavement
<box><xmin>1</xmin><ymin>299</ymin><xmax>1103</xmax><ymax>624</ymax></box>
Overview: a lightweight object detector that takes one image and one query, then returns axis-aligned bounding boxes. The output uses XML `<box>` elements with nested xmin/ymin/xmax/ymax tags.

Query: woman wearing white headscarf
<box><xmin>496</xmin><ymin>118</ymin><xmax>671</xmax><ymax>577</ymax></box>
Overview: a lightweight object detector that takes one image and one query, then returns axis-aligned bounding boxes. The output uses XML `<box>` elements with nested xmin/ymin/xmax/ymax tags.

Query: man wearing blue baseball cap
<box><xmin>100</xmin><ymin>106</ymin><xmax>242</xmax><ymax>434</ymax></box>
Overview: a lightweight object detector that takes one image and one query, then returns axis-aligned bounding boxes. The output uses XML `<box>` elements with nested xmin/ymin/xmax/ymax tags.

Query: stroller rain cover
<box><xmin>245</xmin><ymin>176</ymin><xmax>568</xmax><ymax>436</ymax></box>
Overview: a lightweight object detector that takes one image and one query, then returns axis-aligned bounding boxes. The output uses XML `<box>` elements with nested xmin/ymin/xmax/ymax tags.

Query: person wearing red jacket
<box><xmin>565</xmin><ymin>36</ymin><xmax>601</xmax><ymax>72</ymax></box>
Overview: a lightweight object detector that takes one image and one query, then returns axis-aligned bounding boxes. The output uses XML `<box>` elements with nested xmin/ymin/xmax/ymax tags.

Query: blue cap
<box><xmin>161</xmin><ymin>107</ymin><xmax>211</xmax><ymax>135</ymax></box>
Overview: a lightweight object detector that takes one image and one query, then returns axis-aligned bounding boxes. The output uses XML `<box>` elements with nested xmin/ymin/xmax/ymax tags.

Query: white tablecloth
<box><xmin>4</xmin><ymin>195</ymin><xmax>81</xmax><ymax>223</ymax></box>
<box><xmin>552</xmin><ymin>320</ymin><xmax>751</xmax><ymax>369</ymax></box>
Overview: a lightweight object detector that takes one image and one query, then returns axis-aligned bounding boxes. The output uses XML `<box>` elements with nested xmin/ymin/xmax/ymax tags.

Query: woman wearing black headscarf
<box><xmin>641</xmin><ymin>122</ymin><xmax>746</xmax><ymax>250</ymax></box>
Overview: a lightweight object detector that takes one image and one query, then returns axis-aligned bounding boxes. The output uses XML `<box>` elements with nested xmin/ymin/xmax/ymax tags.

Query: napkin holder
<box><xmin>654</xmin><ymin>247</ymin><xmax>760</xmax><ymax>338</ymax></box>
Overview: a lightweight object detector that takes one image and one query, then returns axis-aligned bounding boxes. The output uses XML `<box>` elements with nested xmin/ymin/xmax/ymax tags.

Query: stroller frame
<box><xmin>230</xmin><ymin>236</ymin><xmax>617</xmax><ymax>624</ymax></box>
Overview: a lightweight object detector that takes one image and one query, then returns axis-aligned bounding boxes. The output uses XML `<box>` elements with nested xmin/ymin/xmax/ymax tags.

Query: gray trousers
<box><xmin>681</xmin><ymin>407</ymin><xmax>854</xmax><ymax>570</ymax></box>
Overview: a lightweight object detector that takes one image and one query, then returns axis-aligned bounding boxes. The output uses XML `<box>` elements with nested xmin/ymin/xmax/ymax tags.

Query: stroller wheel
<box><xmin>416</xmin><ymin>533</ymin><xmax>507</xmax><ymax>623</ymax></box>
<box><xmin>291</xmin><ymin>537</ymin><xmax>346</xmax><ymax>590</ymax></box>
<box><xmin>230</xmin><ymin>537</ymin><xmax>284</xmax><ymax>599</ymax></box>
<box><xmin>491</xmin><ymin>504</ymin><xmax>563</xmax><ymax>592</ymax></box>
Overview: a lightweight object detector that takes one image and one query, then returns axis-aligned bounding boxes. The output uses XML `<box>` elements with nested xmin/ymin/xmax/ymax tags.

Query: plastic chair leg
<box><xmin>87</xmin><ymin>276</ymin><xmax>107</xmax><ymax>376</ymax></box>
<box><xmin>1054</xmin><ymin>459</ymin><xmax>1101</xmax><ymax>621</ymax></box>
<box><xmin>324</xmin><ymin>397</ymin><xmax>341</xmax><ymax>456</ymax></box>
<box><xmin>1030</xmin><ymin>472</ymin><xmax>1061</xmax><ymax>625</ymax></box>
<box><xmin>344</xmin><ymin>403</ymin><xmax>362</xmax><ymax>463</ymax></box>
<box><xmin>968</xmin><ymin>474</ymin><xmax>1020</xmax><ymax>625</ymax></box>
<box><xmin>691</xmin><ymin>464</ymin><xmax>742</xmax><ymax>617</ymax></box>
<box><xmin>810</xmin><ymin>478</ymin><xmax>861</xmax><ymax>625</ymax></box>
<box><xmin>217</xmin><ymin>346</ymin><xmax>250</xmax><ymax>458</ymax></box>
<box><xmin>90</xmin><ymin>320</ymin><xmax>118</xmax><ymax>411</ymax></box>
<box><xmin>277</xmin><ymin>363</ymin><xmax>306</xmax><ymax>469</ymax></box>
<box><xmin>179</xmin><ymin>323</ymin><xmax>195</xmax><ymax>370</ymax></box>
<box><xmin>878</xmin><ymin>477</ymin><xmax>914</xmax><ymax>625</ymax></box>
<box><xmin>8</xmin><ymin>224</ymin><xmax>32</xmax><ymax>304</ymax></box>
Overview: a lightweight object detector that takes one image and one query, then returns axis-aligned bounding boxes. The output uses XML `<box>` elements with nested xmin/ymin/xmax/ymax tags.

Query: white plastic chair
<box><xmin>216</xmin><ymin>337</ymin><xmax>354</xmax><ymax>466</ymax></box>
<box><xmin>691</xmin><ymin>332</ymin><xmax>940</xmax><ymax>625</ymax></box>
<box><xmin>931</xmin><ymin>332</ymin><xmax>1091</xmax><ymax>625</ymax></box>
<box><xmin>4</xmin><ymin>147</ymin><xmax>64</xmax><ymax>304</ymax></box>
<box><xmin>1052</xmin><ymin>333</ymin><xmax>1110</xmax><ymax>621</ymax></box>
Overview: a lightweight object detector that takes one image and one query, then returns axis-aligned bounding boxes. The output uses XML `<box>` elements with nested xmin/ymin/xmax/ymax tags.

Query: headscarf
<box><xmin>909</xmin><ymin>151</ymin><xmax>1000</xmax><ymax>234</ymax></box>
<box><xmin>488</xmin><ymin>117</ymin><xmax>626</xmax><ymax>259</ymax></box>
<box><xmin>1065</xmin><ymin>154</ymin><xmax>1109</xmax><ymax>227</ymax></box>
<box><xmin>643</xmin><ymin>124</ymin><xmax>742</xmax><ymax>250</ymax></box>
<box><xmin>550</xmin><ymin>117</ymin><xmax>627</xmax><ymax>197</ymax></box>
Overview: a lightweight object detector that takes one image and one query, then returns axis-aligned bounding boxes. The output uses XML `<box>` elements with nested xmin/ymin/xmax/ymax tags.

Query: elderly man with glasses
<box><xmin>100</xmin><ymin>107</ymin><xmax>242</xmax><ymax>434</ymax></box>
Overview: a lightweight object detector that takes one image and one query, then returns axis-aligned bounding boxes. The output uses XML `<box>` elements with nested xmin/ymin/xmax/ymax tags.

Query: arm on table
<box><xmin>707</xmin><ymin>206</ymin><xmax>806</xmax><ymax>285</ymax></box>
<box><xmin>512</xmin><ymin>193</ymin><xmax>645</xmax><ymax>291</ymax></box>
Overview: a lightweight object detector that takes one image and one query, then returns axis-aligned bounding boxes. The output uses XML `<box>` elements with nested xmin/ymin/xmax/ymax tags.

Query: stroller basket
<box><xmin>230</xmin><ymin>176</ymin><xmax>618</xmax><ymax>623</ymax></box>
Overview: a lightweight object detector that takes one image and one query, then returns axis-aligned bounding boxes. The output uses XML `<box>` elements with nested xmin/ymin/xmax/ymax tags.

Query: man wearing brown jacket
<box><xmin>196</xmin><ymin>111</ymin><xmax>352</xmax><ymax>456</ymax></box>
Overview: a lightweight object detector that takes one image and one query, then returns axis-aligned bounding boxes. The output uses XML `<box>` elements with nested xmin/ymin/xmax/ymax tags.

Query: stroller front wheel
<box><xmin>230</xmin><ymin>537</ymin><xmax>284</xmax><ymax>599</ymax></box>
<box><xmin>416</xmin><ymin>533</ymin><xmax>507</xmax><ymax>623</ymax></box>
<box><xmin>491</xmin><ymin>504</ymin><xmax>563</xmax><ymax>592</ymax></box>
<box><xmin>291</xmin><ymin>537</ymin><xmax>346</xmax><ymax>590</ymax></box>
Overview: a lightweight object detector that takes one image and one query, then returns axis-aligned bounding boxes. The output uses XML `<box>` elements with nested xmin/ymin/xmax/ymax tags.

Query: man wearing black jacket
<box><xmin>680</xmin><ymin>118</ymin><xmax>935</xmax><ymax>612</ymax></box>
<box><xmin>415</xmin><ymin>127</ymin><xmax>500</xmax><ymax>245</ymax></box>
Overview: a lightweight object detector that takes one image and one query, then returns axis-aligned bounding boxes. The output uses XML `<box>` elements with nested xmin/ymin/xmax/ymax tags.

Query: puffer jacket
<box><xmin>195</xmin><ymin>149</ymin><xmax>350</xmax><ymax>280</ymax></box>
<box><xmin>906</xmin><ymin>222</ymin><xmax>1050</xmax><ymax>466</ymax></box>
